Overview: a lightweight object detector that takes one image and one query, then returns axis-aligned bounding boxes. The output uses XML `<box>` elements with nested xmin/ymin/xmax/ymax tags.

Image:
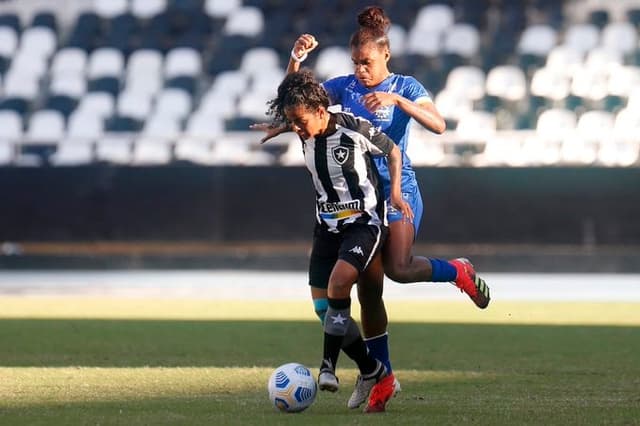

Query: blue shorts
<box><xmin>386</xmin><ymin>183</ymin><xmax>423</xmax><ymax>237</ymax></box>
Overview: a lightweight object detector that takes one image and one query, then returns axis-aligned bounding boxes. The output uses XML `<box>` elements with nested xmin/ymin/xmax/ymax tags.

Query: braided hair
<box><xmin>349</xmin><ymin>6</ymin><xmax>391</xmax><ymax>51</ymax></box>
<box><xmin>267</xmin><ymin>68</ymin><xmax>330</xmax><ymax>126</ymax></box>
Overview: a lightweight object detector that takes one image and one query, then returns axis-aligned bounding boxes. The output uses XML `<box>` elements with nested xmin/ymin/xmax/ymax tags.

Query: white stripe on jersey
<box><xmin>302</xmin><ymin>112</ymin><xmax>392</xmax><ymax>233</ymax></box>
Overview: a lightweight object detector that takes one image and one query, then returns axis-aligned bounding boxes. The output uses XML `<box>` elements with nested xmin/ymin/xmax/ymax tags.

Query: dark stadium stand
<box><xmin>0</xmin><ymin>0</ymin><xmax>638</xmax><ymax>167</ymax></box>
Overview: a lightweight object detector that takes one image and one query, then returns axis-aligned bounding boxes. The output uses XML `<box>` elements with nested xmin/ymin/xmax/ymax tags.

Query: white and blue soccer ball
<box><xmin>267</xmin><ymin>362</ymin><xmax>317</xmax><ymax>413</ymax></box>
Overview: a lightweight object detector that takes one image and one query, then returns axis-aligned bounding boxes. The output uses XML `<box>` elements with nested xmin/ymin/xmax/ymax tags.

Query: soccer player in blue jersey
<box><xmin>254</xmin><ymin>5</ymin><xmax>490</xmax><ymax>412</ymax></box>
<box><xmin>267</xmin><ymin>68</ymin><xmax>414</xmax><ymax>411</ymax></box>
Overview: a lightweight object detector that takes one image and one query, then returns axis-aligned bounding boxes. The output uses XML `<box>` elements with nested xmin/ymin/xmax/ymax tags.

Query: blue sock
<box><xmin>429</xmin><ymin>258</ymin><xmax>457</xmax><ymax>282</ymax></box>
<box><xmin>364</xmin><ymin>333</ymin><xmax>392</xmax><ymax>374</ymax></box>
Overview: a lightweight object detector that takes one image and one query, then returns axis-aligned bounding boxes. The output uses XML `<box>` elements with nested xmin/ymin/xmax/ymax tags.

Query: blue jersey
<box><xmin>322</xmin><ymin>74</ymin><xmax>431</xmax><ymax>196</ymax></box>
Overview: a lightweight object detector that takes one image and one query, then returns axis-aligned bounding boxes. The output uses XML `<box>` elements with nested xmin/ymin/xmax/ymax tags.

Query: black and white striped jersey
<box><xmin>301</xmin><ymin>112</ymin><xmax>396</xmax><ymax>232</ymax></box>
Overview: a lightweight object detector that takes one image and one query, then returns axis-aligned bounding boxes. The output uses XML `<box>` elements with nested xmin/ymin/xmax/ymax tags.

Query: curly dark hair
<box><xmin>267</xmin><ymin>68</ymin><xmax>330</xmax><ymax>125</ymax></box>
<box><xmin>349</xmin><ymin>5</ymin><xmax>391</xmax><ymax>51</ymax></box>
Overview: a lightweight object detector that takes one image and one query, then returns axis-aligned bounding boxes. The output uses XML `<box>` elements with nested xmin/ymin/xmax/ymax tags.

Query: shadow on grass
<box><xmin>1</xmin><ymin>319</ymin><xmax>639</xmax><ymax>372</ymax></box>
<box><xmin>2</xmin><ymin>320</ymin><xmax>639</xmax><ymax>425</ymax></box>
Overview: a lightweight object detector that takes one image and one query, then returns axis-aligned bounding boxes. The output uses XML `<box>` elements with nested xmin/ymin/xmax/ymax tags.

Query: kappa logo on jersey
<box><xmin>349</xmin><ymin>245</ymin><xmax>364</xmax><ymax>256</ymax></box>
<box><xmin>332</xmin><ymin>146</ymin><xmax>349</xmax><ymax>165</ymax></box>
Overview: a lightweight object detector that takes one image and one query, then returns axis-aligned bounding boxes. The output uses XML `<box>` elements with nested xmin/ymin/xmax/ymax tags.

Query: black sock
<box><xmin>342</xmin><ymin>335</ymin><xmax>378</xmax><ymax>375</ymax></box>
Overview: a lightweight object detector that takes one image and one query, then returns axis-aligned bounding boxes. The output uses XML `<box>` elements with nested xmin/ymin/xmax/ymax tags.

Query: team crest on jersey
<box><xmin>332</xmin><ymin>146</ymin><xmax>349</xmax><ymax>165</ymax></box>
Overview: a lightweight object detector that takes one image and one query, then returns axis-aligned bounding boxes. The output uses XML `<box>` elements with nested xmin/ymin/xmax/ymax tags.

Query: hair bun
<box><xmin>357</xmin><ymin>6</ymin><xmax>390</xmax><ymax>32</ymax></box>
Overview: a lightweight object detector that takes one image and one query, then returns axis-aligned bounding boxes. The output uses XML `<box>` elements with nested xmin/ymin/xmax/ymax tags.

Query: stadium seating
<box><xmin>0</xmin><ymin>0</ymin><xmax>638</xmax><ymax>167</ymax></box>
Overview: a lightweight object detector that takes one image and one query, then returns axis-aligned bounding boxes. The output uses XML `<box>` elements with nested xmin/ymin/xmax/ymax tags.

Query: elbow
<box><xmin>433</xmin><ymin>118</ymin><xmax>446</xmax><ymax>134</ymax></box>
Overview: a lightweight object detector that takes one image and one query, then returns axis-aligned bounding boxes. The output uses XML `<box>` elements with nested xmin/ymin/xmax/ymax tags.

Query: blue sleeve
<box><xmin>322</xmin><ymin>76</ymin><xmax>347</xmax><ymax>105</ymax></box>
<box><xmin>403</xmin><ymin>76</ymin><xmax>431</xmax><ymax>103</ymax></box>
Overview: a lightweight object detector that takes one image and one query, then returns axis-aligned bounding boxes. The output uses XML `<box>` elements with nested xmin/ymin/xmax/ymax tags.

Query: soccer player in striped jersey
<box><xmin>266</xmin><ymin>68</ymin><xmax>414</xmax><ymax>411</ymax></box>
<box><xmin>255</xmin><ymin>5</ymin><xmax>491</xmax><ymax>413</ymax></box>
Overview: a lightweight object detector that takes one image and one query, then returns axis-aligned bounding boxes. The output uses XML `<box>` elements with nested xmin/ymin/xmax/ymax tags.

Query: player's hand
<box><xmin>390</xmin><ymin>194</ymin><xmax>414</xmax><ymax>223</ymax></box>
<box><xmin>362</xmin><ymin>92</ymin><xmax>397</xmax><ymax>112</ymax></box>
<box><xmin>292</xmin><ymin>33</ymin><xmax>319</xmax><ymax>59</ymax></box>
<box><xmin>249</xmin><ymin>123</ymin><xmax>289</xmax><ymax>144</ymax></box>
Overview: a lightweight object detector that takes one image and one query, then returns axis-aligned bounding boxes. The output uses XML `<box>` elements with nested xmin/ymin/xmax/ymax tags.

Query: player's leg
<box><xmin>320</xmin><ymin>259</ymin><xmax>379</xmax><ymax>391</ymax></box>
<box><xmin>383</xmin><ymin>185</ymin><xmax>490</xmax><ymax>308</ymax></box>
<box><xmin>309</xmin><ymin>225</ymin><xmax>375</xmax><ymax>374</ymax></box>
<box><xmin>314</xmin><ymin>224</ymin><xmax>384</xmax><ymax>393</ymax></box>
<box><xmin>349</xmin><ymin>252</ymin><xmax>392</xmax><ymax>411</ymax></box>
<box><xmin>320</xmin><ymin>224</ymin><xmax>387</xmax><ymax>398</ymax></box>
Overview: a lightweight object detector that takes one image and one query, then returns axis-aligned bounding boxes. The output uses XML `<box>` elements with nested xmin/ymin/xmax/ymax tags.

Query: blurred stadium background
<box><xmin>0</xmin><ymin>0</ymin><xmax>639</xmax><ymax>272</ymax></box>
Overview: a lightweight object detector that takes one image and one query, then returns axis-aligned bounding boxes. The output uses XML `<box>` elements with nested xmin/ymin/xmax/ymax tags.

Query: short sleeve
<box><xmin>403</xmin><ymin>75</ymin><xmax>431</xmax><ymax>104</ymax></box>
<box><xmin>322</xmin><ymin>76</ymin><xmax>349</xmax><ymax>105</ymax></box>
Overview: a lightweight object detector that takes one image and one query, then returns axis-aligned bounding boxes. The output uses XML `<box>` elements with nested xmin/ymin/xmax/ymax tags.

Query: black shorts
<box><xmin>308</xmin><ymin>222</ymin><xmax>387</xmax><ymax>289</ymax></box>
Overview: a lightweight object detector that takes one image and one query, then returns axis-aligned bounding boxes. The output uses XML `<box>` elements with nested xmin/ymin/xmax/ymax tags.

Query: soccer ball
<box><xmin>267</xmin><ymin>362</ymin><xmax>317</xmax><ymax>413</ymax></box>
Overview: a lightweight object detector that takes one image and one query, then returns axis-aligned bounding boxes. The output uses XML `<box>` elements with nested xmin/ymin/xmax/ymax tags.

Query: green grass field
<box><xmin>1</xmin><ymin>297</ymin><xmax>639</xmax><ymax>425</ymax></box>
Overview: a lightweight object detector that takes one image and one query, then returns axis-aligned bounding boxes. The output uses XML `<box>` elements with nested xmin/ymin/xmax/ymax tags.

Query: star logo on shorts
<box><xmin>332</xmin><ymin>146</ymin><xmax>349</xmax><ymax>165</ymax></box>
<box><xmin>330</xmin><ymin>313</ymin><xmax>347</xmax><ymax>325</ymax></box>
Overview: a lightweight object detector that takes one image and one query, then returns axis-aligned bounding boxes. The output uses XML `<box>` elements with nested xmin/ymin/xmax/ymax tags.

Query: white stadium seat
<box><xmin>50</xmin><ymin>73</ymin><xmax>87</xmax><ymax>98</ymax></box>
<box><xmin>0</xmin><ymin>27</ymin><xmax>18</xmax><ymax>58</ymax></box>
<box><xmin>240</xmin><ymin>47</ymin><xmax>281</xmax><ymax>76</ymax></box>
<box><xmin>445</xmin><ymin>66</ymin><xmax>486</xmax><ymax>101</ymax></box>
<box><xmin>530</xmin><ymin>67</ymin><xmax>571</xmax><ymax>101</ymax></box>
<box><xmin>0</xmin><ymin>140</ymin><xmax>13</xmax><ymax>165</ymax></box>
<box><xmin>600</xmin><ymin>21</ymin><xmax>637</xmax><ymax>55</ymax></box>
<box><xmin>8</xmin><ymin>51</ymin><xmax>48</xmax><ymax>78</ymax></box>
<box><xmin>413</xmin><ymin>4</ymin><xmax>454</xmax><ymax>34</ymax></box>
<box><xmin>51</xmin><ymin>48</ymin><xmax>88</xmax><ymax>76</ymax></box>
<box><xmin>175</xmin><ymin>137</ymin><xmax>215</xmax><ymax>164</ymax></box>
<box><xmin>223</xmin><ymin>6</ymin><xmax>264</xmax><ymax>37</ymax></box>
<box><xmin>486</xmin><ymin>65</ymin><xmax>527</xmax><ymax>102</ymax></box>
<box><xmin>141</xmin><ymin>114</ymin><xmax>181</xmax><ymax>139</ymax></box>
<box><xmin>154</xmin><ymin>89</ymin><xmax>192</xmax><ymax>120</ymax></box>
<box><xmin>314</xmin><ymin>46</ymin><xmax>353</xmax><ymax>80</ymax></box>
<box><xmin>27</xmin><ymin>110</ymin><xmax>66</xmax><ymax>144</ymax></box>
<box><xmin>76</xmin><ymin>92</ymin><xmax>115</xmax><ymax>118</ymax></box>
<box><xmin>20</xmin><ymin>27</ymin><xmax>57</xmax><ymax>59</ymax></box>
<box><xmin>518</xmin><ymin>25</ymin><xmax>557</xmax><ymax>56</ymax></box>
<box><xmin>3</xmin><ymin>71</ymin><xmax>39</xmax><ymax>99</ymax></box>
<box><xmin>50</xmin><ymin>140</ymin><xmax>94</xmax><ymax>166</ymax></box>
<box><xmin>387</xmin><ymin>24</ymin><xmax>407</xmax><ymax>56</ymax></box>
<box><xmin>132</xmin><ymin>137</ymin><xmax>173</xmax><ymax>165</ymax></box>
<box><xmin>455</xmin><ymin>110</ymin><xmax>497</xmax><ymax>143</ymax></box>
<box><xmin>434</xmin><ymin>88</ymin><xmax>473</xmax><ymax>122</ymax></box>
<box><xmin>117</xmin><ymin>91</ymin><xmax>153</xmax><ymax>120</ymax></box>
<box><xmin>406</xmin><ymin>28</ymin><xmax>441</xmax><ymax>57</ymax></box>
<box><xmin>186</xmin><ymin>112</ymin><xmax>224</xmax><ymax>138</ymax></box>
<box><xmin>210</xmin><ymin>70</ymin><xmax>249</xmax><ymax>97</ymax></box>
<box><xmin>563</xmin><ymin>23</ymin><xmax>600</xmax><ymax>55</ymax></box>
<box><xmin>0</xmin><ymin>110</ymin><xmax>23</xmax><ymax>140</ymax></box>
<box><xmin>67</xmin><ymin>110</ymin><xmax>104</xmax><ymax>140</ymax></box>
<box><xmin>131</xmin><ymin>0</ymin><xmax>167</xmax><ymax>19</ymax></box>
<box><xmin>93</xmin><ymin>0</ymin><xmax>129</xmax><ymax>18</ymax></box>
<box><xmin>88</xmin><ymin>48</ymin><xmax>125</xmax><ymax>79</ymax></box>
<box><xmin>164</xmin><ymin>47</ymin><xmax>201</xmax><ymax>78</ymax></box>
<box><xmin>95</xmin><ymin>135</ymin><xmax>132</xmax><ymax>164</ymax></box>
<box><xmin>443</xmin><ymin>24</ymin><xmax>480</xmax><ymax>58</ymax></box>
<box><xmin>204</xmin><ymin>0</ymin><xmax>241</xmax><ymax>18</ymax></box>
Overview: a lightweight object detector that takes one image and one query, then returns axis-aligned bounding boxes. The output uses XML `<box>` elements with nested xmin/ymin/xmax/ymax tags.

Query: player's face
<box><xmin>285</xmin><ymin>105</ymin><xmax>327</xmax><ymax>140</ymax></box>
<box><xmin>351</xmin><ymin>43</ymin><xmax>390</xmax><ymax>88</ymax></box>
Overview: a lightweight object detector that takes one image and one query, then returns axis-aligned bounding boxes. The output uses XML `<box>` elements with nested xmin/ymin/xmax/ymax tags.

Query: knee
<box><xmin>384</xmin><ymin>260</ymin><xmax>412</xmax><ymax>283</ymax></box>
<box><xmin>358</xmin><ymin>284</ymin><xmax>383</xmax><ymax>306</ymax></box>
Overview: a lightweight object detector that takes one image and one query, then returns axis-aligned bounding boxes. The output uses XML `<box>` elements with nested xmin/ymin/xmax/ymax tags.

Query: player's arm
<box><xmin>249</xmin><ymin>123</ymin><xmax>291</xmax><ymax>144</ymax></box>
<box><xmin>362</xmin><ymin>92</ymin><xmax>445</xmax><ymax>134</ymax></box>
<box><xmin>287</xmin><ymin>33</ymin><xmax>319</xmax><ymax>74</ymax></box>
<box><xmin>358</xmin><ymin>117</ymin><xmax>413</xmax><ymax>221</ymax></box>
<box><xmin>386</xmin><ymin>144</ymin><xmax>414</xmax><ymax>222</ymax></box>
<box><xmin>394</xmin><ymin>97</ymin><xmax>445</xmax><ymax>134</ymax></box>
